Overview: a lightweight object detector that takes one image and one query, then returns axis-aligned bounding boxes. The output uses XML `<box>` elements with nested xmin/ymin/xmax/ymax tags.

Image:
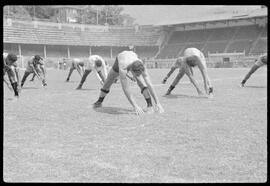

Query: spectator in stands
<box><xmin>21</xmin><ymin>55</ymin><xmax>47</xmax><ymax>88</ymax></box>
<box><xmin>240</xmin><ymin>54</ymin><xmax>267</xmax><ymax>87</ymax></box>
<box><xmin>162</xmin><ymin>47</ymin><xmax>213</xmax><ymax>98</ymax></box>
<box><xmin>3</xmin><ymin>52</ymin><xmax>21</xmax><ymax>98</ymax></box>
<box><xmin>66</xmin><ymin>58</ymin><xmax>85</xmax><ymax>82</ymax></box>
<box><xmin>93</xmin><ymin>50</ymin><xmax>164</xmax><ymax>115</ymax></box>
<box><xmin>76</xmin><ymin>55</ymin><xmax>108</xmax><ymax>89</ymax></box>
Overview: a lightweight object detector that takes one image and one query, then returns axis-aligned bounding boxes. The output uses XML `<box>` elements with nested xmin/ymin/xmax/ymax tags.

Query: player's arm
<box><xmin>142</xmin><ymin>70</ymin><xmax>164</xmax><ymax>113</ymax></box>
<box><xmin>95</xmin><ymin>69</ymin><xmax>105</xmax><ymax>85</ymax></box>
<box><xmin>30</xmin><ymin>63</ymin><xmax>41</xmax><ymax>79</ymax></box>
<box><xmin>162</xmin><ymin>65</ymin><xmax>177</xmax><ymax>84</ymax></box>
<box><xmin>14</xmin><ymin>66</ymin><xmax>21</xmax><ymax>86</ymax></box>
<box><xmin>119</xmin><ymin>69</ymin><xmax>144</xmax><ymax>115</ymax></box>
<box><xmin>198</xmin><ymin>64</ymin><xmax>209</xmax><ymax>94</ymax></box>
<box><xmin>184</xmin><ymin>65</ymin><xmax>203</xmax><ymax>95</ymax></box>
<box><xmin>101</xmin><ymin>59</ymin><xmax>108</xmax><ymax>79</ymax></box>
<box><xmin>39</xmin><ymin>62</ymin><xmax>46</xmax><ymax>78</ymax></box>
<box><xmin>126</xmin><ymin>72</ymin><xmax>136</xmax><ymax>82</ymax></box>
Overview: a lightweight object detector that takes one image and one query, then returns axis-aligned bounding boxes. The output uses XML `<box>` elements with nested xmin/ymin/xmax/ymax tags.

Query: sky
<box><xmin>121</xmin><ymin>5</ymin><xmax>262</xmax><ymax>25</ymax></box>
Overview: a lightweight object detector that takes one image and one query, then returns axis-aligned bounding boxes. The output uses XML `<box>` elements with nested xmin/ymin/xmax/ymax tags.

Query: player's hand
<box><xmin>133</xmin><ymin>105</ymin><xmax>144</xmax><ymax>115</ymax></box>
<box><xmin>197</xmin><ymin>90</ymin><xmax>204</xmax><ymax>96</ymax></box>
<box><xmin>154</xmin><ymin>103</ymin><xmax>164</xmax><ymax>113</ymax></box>
<box><xmin>162</xmin><ymin>77</ymin><xmax>168</xmax><ymax>84</ymax></box>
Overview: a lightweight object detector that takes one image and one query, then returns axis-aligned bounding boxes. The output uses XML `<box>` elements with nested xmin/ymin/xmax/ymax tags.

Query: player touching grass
<box><xmin>93</xmin><ymin>50</ymin><xmax>164</xmax><ymax>115</ymax></box>
<box><xmin>3</xmin><ymin>52</ymin><xmax>21</xmax><ymax>97</ymax></box>
<box><xmin>66</xmin><ymin>58</ymin><xmax>85</xmax><ymax>82</ymax></box>
<box><xmin>21</xmin><ymin>55</ymin><xmax>47</xmax><ymax>88</ymax></box>
<box><xmin>76</xmin><ymin>55</ymin><xmax>108</xmax><ymax>90</ymax></box>
<box><xmin>162</xmin><ymin>47</ymin><xmax>213</xmax><ymax>98</ymax></box>
<box><xmin>240</xmin><ymin>54</ymin><xmax>267</xmax><ymax>87</ymax></box>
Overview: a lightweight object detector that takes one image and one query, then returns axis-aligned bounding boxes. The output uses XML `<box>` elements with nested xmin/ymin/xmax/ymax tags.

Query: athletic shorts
<box><xmin>112</xmin><ymin>57</ymin><xmax>119</xmax><ymax>73</ymax></box>
<box><xmin>186</xmin><ymin>56</ymin><xmax>198</xmax><ymax>67</ymax></box>
<box><xmin>255</xmin><ymin>55</ymin><xmax>267</xmax><ymax>67</ymax></box>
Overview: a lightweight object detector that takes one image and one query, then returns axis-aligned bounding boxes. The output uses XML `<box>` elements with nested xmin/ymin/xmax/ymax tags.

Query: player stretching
<box><xmin>162</xmin><ymin>47</ymin><xmax>213</xmax><ymax>98</ymax></box>
<box><xmin>21</xmin><ymin>55</ymin><xmax>47</xmax><ymax>88</ymax></box>
<box><xmin>93</xmin><ymin>50</ymin><xmax>164</xmax><ymax>115</ymax></box>
<box><xmin>76</xmin><ymin>55</ymin><xmax>108</xmax><ymax>89</ymax></box>
<box><xmin>240</xmin><ymin>54</ymin><xmax>267</xmax><ymax>87</ymax></box>
<box><xmin>66</xmin><ymin>58</ymin><xmax>85</xmax><ymax>82</ymax></box>
<box><xmin>3</xmin><ymin>52</ymin><xmax>21</xmax><ymax>98</ymax></box>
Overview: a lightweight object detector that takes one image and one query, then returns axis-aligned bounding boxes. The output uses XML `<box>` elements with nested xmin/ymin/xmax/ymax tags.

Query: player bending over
<box><xmin>240</xmin><ymin>54</ymin><xmax>267</xmax><ymax>87</ymax></box>
<box><xmin>3</xmin><ymin>52</ymin><xmax>21</xmax><ymax>97</ymax></box>
<box><xmin>66</xmin><ymin>58</ymin><xmax>85</xmax><ymax>82</ymax></box>
<box><xmin>76</xmin><ymin>55</ymin><xmax>108</xmax><ymax>89</ymax></box>
<box><xmin>21</xmin><ymin>55</ymin><xmax>47</xmax><ymax>88</ymax></box>
<box><xmin>162</xmin><ymin>47</ymin><xmax>213</xmax><ymax>97</ymax></box>
<box><xmin>93</xmin><ymin>50</ymin><xmax>164</xmax><ymax>115</ymax></box>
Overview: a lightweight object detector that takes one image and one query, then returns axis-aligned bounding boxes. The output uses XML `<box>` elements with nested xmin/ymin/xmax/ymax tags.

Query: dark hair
<box><xmin>95</xmin><ymin>60</ymin><xmax>102</xmax><ymax>67</ymax></box>
<box><xmin>131</xmin><ymin>60</ymin><xmax>145</xmax><ymax>73</ymax></box>
<box><xmin>7</xmin><ymin>53</ymin><xmax>17</xmax><ymax>62</ymax></box>
<box><xmin>34</xmin><ymin>55</ymin><xmax>42</xmax><ymax>61</ymax></box>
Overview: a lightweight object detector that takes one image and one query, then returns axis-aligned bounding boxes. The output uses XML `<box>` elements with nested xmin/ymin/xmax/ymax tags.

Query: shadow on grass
<box><xmin>76</xmin><ymin>88</ymin><xmax>96</xmax><ymax>91</ymax></box>
<box><xmin>21</xmin><ymin>87</ymin><xmax>39</xmax><ymax>89</ymax></box>
<box><xmin>93</xmin><ymin>106</ymin><xmax>133</xmax><ymax>115</ymax></box>
<box><xmin>244</xmin><ymin>85</ymin><xmax>267</xmax><ymax>89</ymax></box>
<box><xmin>163</xmin><ymin>94</ymin><xmax>208</xmax><ymax>99</ymax></box>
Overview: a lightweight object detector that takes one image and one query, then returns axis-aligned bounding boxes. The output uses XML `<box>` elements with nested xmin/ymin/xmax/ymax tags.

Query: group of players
<box><xmin>3</xmin><ymin>47</ymin><xmax>267</xmax><ymax>115</ymax></box>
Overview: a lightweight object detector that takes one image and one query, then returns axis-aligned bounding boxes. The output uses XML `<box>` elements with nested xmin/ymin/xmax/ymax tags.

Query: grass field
<box><xmin>3</xmin><ymin>67</ymin><xmax>267</xmax><ymax>183</ymax></box>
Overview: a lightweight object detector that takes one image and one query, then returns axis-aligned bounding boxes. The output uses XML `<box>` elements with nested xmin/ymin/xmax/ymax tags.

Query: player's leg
<box><xmin>135</xmin><ymin>75</ymin><xmax>154</xmax><ymax>113</ymax></box>
<box><xmin>30</xmin><ymin>73</ymin><xmax>36</xmax><ymax>81</ymax></box>
<box><xmin>66</xmin><ymin>66</ymin><xmax>75</xmax><ymax>82</ymax></box>
<box><xmin>93</xmin><ymin>58</ymin><xmax>119</xmax><ymax>107</ymax></box>
<box><xmin>241</xmin><ymin>64</ymin><xmax>261</xmax><ymax>87</ymax></box>
<box><xmin>20</xmin><ymin>71</ymin><xmax>31</xmax><ymax>88</ymax></box>
<box><xmin>76</xmin><ymin>69</ymin><xmax>92</xmax><ymax>89</ymax></box>
<box><xmin>198</xmin><ymin>57</ymin><xmax>213</xmax><ymax>95</ymax></box>
<box><xmin>165</xmin><ymin>68</ymin><xmax>185</xmax><ymax>95</ymax></box>
<box><xmin>7</xmin><ymin>66</ymin><xmax>20</xmax><ymax>97</ymax></box>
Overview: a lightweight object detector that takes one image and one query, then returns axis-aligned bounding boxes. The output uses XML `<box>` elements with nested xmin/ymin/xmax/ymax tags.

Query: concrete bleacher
<box><xmin>4</xmin><ymin>19</ymin><xmax>160</xmax><ymax>59</ymax></box>
<box><xmin>158</xmin><ymin>24</ymin><xmax>267</xmax><ymax>58</ymax></box>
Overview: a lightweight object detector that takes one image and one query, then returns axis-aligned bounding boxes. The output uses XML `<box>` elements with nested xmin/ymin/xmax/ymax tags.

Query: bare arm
<box><xmin>15</xmin><ymin>67</ymin><xmax>21</xmax><ymax>85</ymax></box>
<box><xmin>119</xmin><ymin>69</ymin><xmax>139</xmax><ymax>108</ymax></box>
<box><xmin>162</xmin><ymin>66</ymin><xmax>177</xmax><ymax>83</ymax></box>
<box><xmin>198</xmin><ymin>64</ymin><xmax>209</xmax><ymax>94</ymax></box>
<box><xmin>185</xmin><ymin>66</ymin><xmax>203</xmax><ymax>95</ymax></box>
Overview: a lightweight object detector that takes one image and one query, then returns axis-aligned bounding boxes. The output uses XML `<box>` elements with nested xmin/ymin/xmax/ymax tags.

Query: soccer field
<box><xmin>3</xmin><ymin>67</ymin><xmax>267</xmax><ymax>182</ymax></box>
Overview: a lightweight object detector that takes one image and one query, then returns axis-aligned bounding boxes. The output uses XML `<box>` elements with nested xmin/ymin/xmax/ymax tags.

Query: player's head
<box><xmin>175</xmin><ymin>57</ymin><xmax>185</xmax><ymax>68</ymax></box>
<box><xmin>95</xmin><ymin>60</ymin><xmax>102</xmax><ymax>68</ymax></box>
<box><xmin>130</xmin><ymin>60</ymin><xmax>145</xmax><ymax>76</ymax></box>
<box><xmin>6</xmin><ymin>53</ymin><xmax>17</xmax><ymax>63</ymax></box>
<box><xmin>34</xmin><ymin>55</ymin><xmax>42</xmax><ymax>62</ymax></box>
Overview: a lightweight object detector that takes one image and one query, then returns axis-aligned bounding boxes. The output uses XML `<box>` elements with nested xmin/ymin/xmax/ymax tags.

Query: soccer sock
<box><xmin>209</xmin><ymin>87</ymin><xmax>213</xmax><ymax>94</ymax></box>
<box><xmin>97</xmin><ymin>96</ymin><xmax>105</xmax><ymax>103</ymax></box>
<box><xmin>168</xmin><ymin>85</ymin><xmax>175</xmax><ymax>92</ymax></box>
<box><xmin>145</xmin><ymin>97</ymin><xmax>153</xmax><ymax>107</ymax></box>
<box><xmin>11</xmin><ymin>82</ymin><xmax>19</xmax><ymax>96</ymax></box>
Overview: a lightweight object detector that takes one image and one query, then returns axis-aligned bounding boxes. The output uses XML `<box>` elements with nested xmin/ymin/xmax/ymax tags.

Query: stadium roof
<box><xmin>154</xmin><ymin>7</ymin><xmax>267</xmax><ymax>26</ymax></box>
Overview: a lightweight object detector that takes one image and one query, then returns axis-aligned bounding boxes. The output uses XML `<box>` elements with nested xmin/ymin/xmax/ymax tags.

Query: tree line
<box><xmin>3</xmin><ymin>5</ymin><xmax>135</xmax><ymax>26</ymax></box>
